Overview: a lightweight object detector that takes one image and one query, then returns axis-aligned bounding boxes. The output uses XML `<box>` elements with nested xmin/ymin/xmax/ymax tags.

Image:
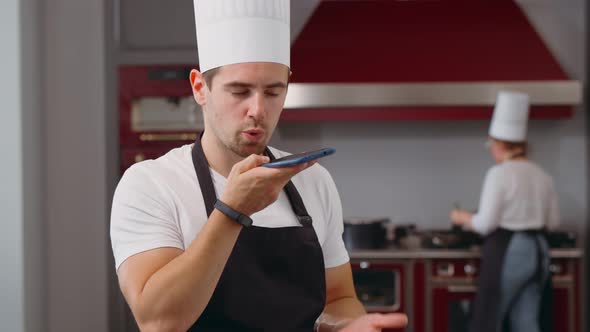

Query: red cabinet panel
<box><xmin>552</xmin><ymin>287</ymin><xmax>571</xmax><ymax>332</ymax></box>
<box><xmin>413</xmin><ymin>262</ymin><xmax>426</xmax><ymax>332</ymax></box>
<box><xmin>431</xmin><ymin>286</ymin><xmax>476</xmax><ymax>332</ymax></box>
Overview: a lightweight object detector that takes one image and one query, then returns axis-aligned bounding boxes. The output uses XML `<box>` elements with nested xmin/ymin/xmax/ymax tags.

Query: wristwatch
<box><xmin>214</xmin><ymin>199</ymin><xmax>253</xmax><ymax>227</ymax></box>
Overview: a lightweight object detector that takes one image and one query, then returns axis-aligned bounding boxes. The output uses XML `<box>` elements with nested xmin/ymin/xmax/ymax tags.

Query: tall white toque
<box><xmin>489</xmin><ymin>91</ymin><xmax>530</xmax><ymax>142</ymax></box>
<box><xmin>193</xmin><ymin>0</ymin><xmax>291</xmax><ymax>73</ymax></box>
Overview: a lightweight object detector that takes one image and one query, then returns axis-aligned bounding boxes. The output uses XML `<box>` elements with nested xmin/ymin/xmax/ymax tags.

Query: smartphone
<box><xmin>261</xmin><ymin>148</ymin><xmax>336</xmax><ymax>168</ymax></box>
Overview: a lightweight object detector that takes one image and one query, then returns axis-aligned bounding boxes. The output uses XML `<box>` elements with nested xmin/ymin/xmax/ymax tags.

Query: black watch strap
<box><xmin>214</xmin><ymin>199</ymin><xmax>253</xmax><ymax>227</ymax></box>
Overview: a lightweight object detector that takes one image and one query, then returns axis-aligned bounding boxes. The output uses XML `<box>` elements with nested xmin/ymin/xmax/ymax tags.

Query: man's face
<box><xmin>195</xmin><ymin>62</ymin><xmax>289</xmax><ymax>158</ymax></box>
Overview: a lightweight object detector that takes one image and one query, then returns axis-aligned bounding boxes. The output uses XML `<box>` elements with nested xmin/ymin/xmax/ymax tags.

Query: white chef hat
<box><xmin>193</xmin><ymin>0</ymin><xmax>290</xmax><ymax>73</ymax></box>
<box><xmin>489</xmin><ymin>91</ymin><xmax>530</xmax><ymax>142</ymax></box>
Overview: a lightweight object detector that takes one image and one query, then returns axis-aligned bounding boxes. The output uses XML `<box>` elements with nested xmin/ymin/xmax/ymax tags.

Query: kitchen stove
<box><xmin>390</xmin><ymin>226</ymin><xmax>576</xmax><ymax>251</ymax></box>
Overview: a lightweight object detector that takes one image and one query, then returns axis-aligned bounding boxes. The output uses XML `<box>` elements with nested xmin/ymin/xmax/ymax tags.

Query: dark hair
<box><xmin>202</xmin><ymin>67</ymin><xmax>220</xmax><ymax>90</ymax></box>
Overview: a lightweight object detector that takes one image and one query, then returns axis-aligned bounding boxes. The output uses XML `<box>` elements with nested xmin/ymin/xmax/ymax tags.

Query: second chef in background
<box><xmin>451</xmin><ymin>91</ymin><xmax>560</xmax><ymax>332</ymax></box>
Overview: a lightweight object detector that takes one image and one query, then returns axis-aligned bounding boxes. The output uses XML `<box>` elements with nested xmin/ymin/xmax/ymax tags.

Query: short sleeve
<box><xmin>317</xmin><ymin>168</ymin><xmax>350</xmax><ymax>268</ymax></box>
<box><xmin>110</xmin><ymin>163</ymin><xmax>184</xmax><ymax>271</ymax></box>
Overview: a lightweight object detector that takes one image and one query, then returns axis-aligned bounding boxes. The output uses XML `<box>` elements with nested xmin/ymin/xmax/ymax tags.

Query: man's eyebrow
<box><xmin>223</xmin><ymin>81</ymin><xmax>287</xmax><ymax>89</ymax></box>
<box><xmin>264</xmin><ymin>82</ymin><xmax>288</xmax><ymax>89</ymax></box>
<box><xmin>223</xmin><ymin>82</ymin><xmax>253</xmax><ymax>89</ymax></box>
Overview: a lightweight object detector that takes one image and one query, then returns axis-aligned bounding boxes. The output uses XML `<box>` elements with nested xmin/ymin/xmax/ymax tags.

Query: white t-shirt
<box><xmin>110</xmin><ymin>144</ymin><xmax>350</xmax><ymax>271</ymax></box>
<box><xmin>471</xmin><ymin>160</ymin><xmax>560</xmax><ymax>235</ymax></box>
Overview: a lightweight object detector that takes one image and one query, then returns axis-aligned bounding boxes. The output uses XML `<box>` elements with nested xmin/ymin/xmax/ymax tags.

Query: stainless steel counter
<box><xmin>349</xmin><ymin>248</ymin><xmax>583</xmax><ymax>260</ymax></box>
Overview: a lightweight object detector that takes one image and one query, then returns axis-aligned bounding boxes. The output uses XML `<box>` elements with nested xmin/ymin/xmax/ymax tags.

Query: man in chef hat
<box><xmin>110</xmin><ymin>0</ymin><xmax>408</xmax><ymax>331</ymax></box>
<box><xmin>451</xmin><ymin>91</ymin><xmax>558</xmax><ymax>332</ymax></box>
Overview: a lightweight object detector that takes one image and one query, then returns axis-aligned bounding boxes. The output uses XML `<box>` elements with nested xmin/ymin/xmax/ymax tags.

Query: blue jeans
<box><xmin>498</xmin><ymin>233</ymin><xmax>550</xmax><ymax>332</ymax></box>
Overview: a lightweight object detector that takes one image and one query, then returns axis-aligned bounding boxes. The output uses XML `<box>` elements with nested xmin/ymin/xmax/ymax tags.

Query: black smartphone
<box><xmin>261</xmin><ymin>148</ymin><xmax>336</xmax><ymax>168</ymax></box>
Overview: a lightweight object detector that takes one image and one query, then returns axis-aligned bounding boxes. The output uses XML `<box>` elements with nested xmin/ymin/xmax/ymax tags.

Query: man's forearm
<box><xmin>316</xmin><ymin>297</ymin><xmax>366</xmax><ymax>332</ymax></box>
<box><xmin>132</xmin><ymin>210</ymin><xmax>242</xmax><ymax>331</ymax></box>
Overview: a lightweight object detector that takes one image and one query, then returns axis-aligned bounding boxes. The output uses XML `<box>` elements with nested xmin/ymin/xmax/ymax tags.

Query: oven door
<box><xmin>351</xmin><ymin>261</ymin><xmax>403</xmax><ymax>313</ymax></box>
<box><xmin>428</xmin><ymin>259</ymin><xmax>479</xmax><ymax>332</ymax></box>
<box><xmin>431</xmin><ymin>284</ymin><xmax>476</xmax><ymax>332</ymax></box>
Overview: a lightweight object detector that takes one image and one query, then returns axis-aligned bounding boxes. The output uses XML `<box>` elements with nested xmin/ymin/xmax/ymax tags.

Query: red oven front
<box><xmin>119</xmin><ymin>65</ymin><xmax>200</xmax><ymax>175</ymax></box>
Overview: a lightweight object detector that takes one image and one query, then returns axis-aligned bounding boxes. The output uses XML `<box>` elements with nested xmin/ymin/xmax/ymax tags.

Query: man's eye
<box><xmin>231</xmin><ymin>91</ymin><xmax>249</xmax><ymax>96</ymax></box>
<box><xmin>265</xmin><ymin>90</ymin><xmax>280</xmax><ymax>97</ymax></box>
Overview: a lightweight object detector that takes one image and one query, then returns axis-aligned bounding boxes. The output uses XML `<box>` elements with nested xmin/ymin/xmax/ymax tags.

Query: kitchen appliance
<box><xmin>350</xmin><ymin>260</ymin><xmax>405</xmax><ymax>320</ymax></box>
<box><xmin>428</xmin><ymin>258</ymin><xmax>479</xmax><ymax>332</ymax></box>
<box><xmin>427</xmin><ymin>256</ymin><xmax>579</xmax><ymax>332</ymax></box>
<box><xmin>343</xmin><ymin>218</ymin><xmax>388</xmax><ymax>250</ymax></box>
<box><xmin>349</xmin><ymin>227</ymin><xmax>581</xmax><ymax>332</ymax></box>
<box><xmin>392</xmin><ymin>227</ymin><xmax>574</xmax><ymax>250</ymax></box>
<box><xmin>119</xmin><ymin>66</ymin><xmax>201</xmax><ymax>174</ymax></box>
<box><xmin>393</xmin><ymin>224</ymin><xmax>422</xmax><ymax>250</ymax></box>
<box><xmin>283</xmin><ymin>0</ymin><xmax>581</xmax><ymax>121</ymax></box>
<box><xmin>392</xmin><ymin>226</ymin><xmax>482</xmax><ymax>250</ymax></box>
<box><xmin>546</xmin><ymin>231</ymin><xmax>578</xmax><ymax>248</ymax></box>
<box><xmin>420</xmin><ymin>226</ymin><xmax>483</xmax><ymax>250</ymax></box>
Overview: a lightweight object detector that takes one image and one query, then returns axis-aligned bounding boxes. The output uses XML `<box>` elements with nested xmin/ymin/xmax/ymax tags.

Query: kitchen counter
<box><xmin>349</xmin><ymin>247</ymin><xmax>583</xmax><ymax>332</ymax></box>
<box><xmin>349</xmin><ymin>248</ymin><xmax>583</xmax><ymax>260</ymax></box>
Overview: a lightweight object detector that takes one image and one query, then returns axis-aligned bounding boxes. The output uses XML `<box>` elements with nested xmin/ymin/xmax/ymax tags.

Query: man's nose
<box><xmin>247</xmin><ymin>92</ymin><xmax>265</xmax><ymax>119</ymax></box>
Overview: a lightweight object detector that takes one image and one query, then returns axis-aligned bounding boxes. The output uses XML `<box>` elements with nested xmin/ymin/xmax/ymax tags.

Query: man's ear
<box><xmin>190</xmin><ymin>69</ymin><xmax>207</xmax><ymax>106</ymax></box>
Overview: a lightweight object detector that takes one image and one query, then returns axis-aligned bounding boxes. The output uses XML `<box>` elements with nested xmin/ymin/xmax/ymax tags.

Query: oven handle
<box><xmin>139</xmin><ymin>133</ymin><xmax>198</xmax><ymax>142</ymax></box>
<box><xmin>447</xmin><ymin>285</ymin><xmax>477</xmax><ymax>293</ymax></box>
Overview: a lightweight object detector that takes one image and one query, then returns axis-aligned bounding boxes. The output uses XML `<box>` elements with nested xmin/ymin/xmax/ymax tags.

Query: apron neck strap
<box><xmin>264</xmin><ymin>147</ymin><xmax>313</xmax><ymax>227</ymax></box>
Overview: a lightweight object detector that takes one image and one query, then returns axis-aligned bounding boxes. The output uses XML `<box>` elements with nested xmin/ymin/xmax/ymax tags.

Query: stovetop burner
<box><xmin>393</xmin><ymin>225</ymin><xmax>576</xmax><ymax>250</ymax></box>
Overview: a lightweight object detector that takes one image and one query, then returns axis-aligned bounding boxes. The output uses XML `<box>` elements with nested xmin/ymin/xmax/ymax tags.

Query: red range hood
<box><xmin>283</xmin><ymin>0</ymin><xmax>581</xmax><ymax>121</ymax></box>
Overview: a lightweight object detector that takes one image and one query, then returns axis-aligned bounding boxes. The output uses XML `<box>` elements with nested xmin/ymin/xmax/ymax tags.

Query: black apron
<box><xmin>469</xmin><ymin>228</ymin><xmax>553</xmax><ymax>332</ymax></box>
<box><xmin>188</xmin><ymin>138</ymin><xmax>326</xmax><ymax>331</ymax></box>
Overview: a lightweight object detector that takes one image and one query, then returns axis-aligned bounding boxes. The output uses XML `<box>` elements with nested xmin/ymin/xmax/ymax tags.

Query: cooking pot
<box><xmin>420</xmin><ymin>226</ymin><xmax>482</xmax><ymax>249</ymax></box>
<box><xmin>393</xmin><ymin>224</ymin><xmax>421</xmax><ymax>250</ymax></box>
<box><xmin>342</xmin><ymin>218</ymin><xmax>388</xmax><ymax>250</ymax></box>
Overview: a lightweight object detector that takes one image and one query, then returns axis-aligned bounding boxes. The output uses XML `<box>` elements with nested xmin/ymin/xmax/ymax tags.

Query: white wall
<box><xmin>0</xmin><ymin>0</ymin><xmax>45</xmax><ymax>331</ymax></box>
<box><xmin>1</xmin><ymin>0</ymin><xmax>111</xmax><ymax>330</ymax></box>
<box><xmin>44</xmin><ymin>0</ymin><xmax>110</xmax><ymax>331</ymax></box>
<box><xmin>517</xmin><ymin>0</ymin><xmax>585</xmax><ymax>78</ymax></box>
<box><xmin>21</xmin><ymin>0</ymin><xmax>45</xmax><ymax>330</ymax></box>
<box><xmin>272</xmin><ymin>115</ymin><xmax>585</xmax><ymax>228</ymax></box>
<box><xmin>0</xmin><ymin>0</ymin><xmax>25</xmax><ymax>330</ymax></box>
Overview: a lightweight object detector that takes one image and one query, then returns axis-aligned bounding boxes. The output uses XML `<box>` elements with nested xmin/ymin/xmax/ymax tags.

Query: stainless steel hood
<box><xmin>285</xmin><ymin>81</ymin><xmax>580</xmax><ymax>108</ymax></box>
<box><xmin>284</xmin><ymin>0</ymin><xmax>581</xmax><ymax>116</ymax></box>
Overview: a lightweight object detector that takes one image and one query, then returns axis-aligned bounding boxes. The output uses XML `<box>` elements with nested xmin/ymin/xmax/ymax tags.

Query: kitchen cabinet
<box><xmin>549</xmin><ymin>258</ymin><xmax>581</xmax><ymax>332</ymax></box>
<box><xmin>114</xmin><ymin>0</ymin><xmax>198</xmax><ymax>64</ymax></box>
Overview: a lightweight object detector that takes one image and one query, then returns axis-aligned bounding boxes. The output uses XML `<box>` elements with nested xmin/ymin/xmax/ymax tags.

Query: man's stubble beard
<box><xmin>220</xmin><ymin>126</ymin><xmax>269</xmax><ymax>158</ymax></box>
